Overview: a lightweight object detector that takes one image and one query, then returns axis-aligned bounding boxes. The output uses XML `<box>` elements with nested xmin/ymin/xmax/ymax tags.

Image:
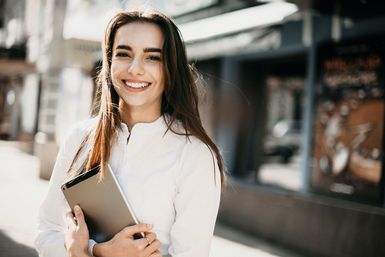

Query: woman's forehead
<box><xmin>113</xmin><ymin>22</ymin><xmax>164</xmax><ymax>49</ymax></box>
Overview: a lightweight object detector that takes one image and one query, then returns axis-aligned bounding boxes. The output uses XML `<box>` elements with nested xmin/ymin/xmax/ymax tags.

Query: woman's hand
<box><xmin>93</xmin><ymin>224</ymin><xmax>162</xmax><ymax>257</ymax></box>
<box><xmin>65</xmin><ymin>205</ymin><xmax>92</xmax><ymax>257</ymax></box>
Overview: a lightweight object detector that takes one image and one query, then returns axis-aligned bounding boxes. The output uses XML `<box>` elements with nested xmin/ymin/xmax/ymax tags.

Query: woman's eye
<box><xmin>146</xmin><ymin>55</ymin><xmax>161</xmax><ymax>61</ymax></box>
<box><xmin>115</xmin><ymin>52</ymin><xmax>130</xmax><ymax>57</ymax></box>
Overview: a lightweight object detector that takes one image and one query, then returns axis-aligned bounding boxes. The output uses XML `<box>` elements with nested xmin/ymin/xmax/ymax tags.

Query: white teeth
<box><xmin>125</xmin><ymin>81</ymin><xmax>149</xmax><ymax>88</ymax></box>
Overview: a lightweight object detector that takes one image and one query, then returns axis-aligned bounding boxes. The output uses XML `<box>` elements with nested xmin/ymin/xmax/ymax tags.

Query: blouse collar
<box><xmin>119</xmin><ymin>114</ymin><xmax>168</xmax><ymax>136</ymax></box>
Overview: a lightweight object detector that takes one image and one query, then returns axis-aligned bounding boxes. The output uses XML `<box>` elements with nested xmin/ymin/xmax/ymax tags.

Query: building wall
<box><xmin>219</xmin><ymin>179</ymin><xmax>385</xmax><ymax>257</ymax></box>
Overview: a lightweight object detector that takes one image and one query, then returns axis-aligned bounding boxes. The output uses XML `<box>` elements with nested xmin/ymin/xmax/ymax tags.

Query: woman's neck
<box><xmin>119</xmin><ymin>103</ymin><xmax>162</xmax><ymax>131</ymax></box>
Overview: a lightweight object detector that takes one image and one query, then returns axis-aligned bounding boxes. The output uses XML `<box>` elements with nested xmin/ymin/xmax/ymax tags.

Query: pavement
<box><xmin>0</xmin><ymin>141</ymin><xmax>305</xmax><ymax>257</ymax></box>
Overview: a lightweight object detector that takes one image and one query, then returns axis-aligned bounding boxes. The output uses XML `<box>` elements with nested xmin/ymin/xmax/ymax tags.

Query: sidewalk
<box><xmin>0</xmin><ymin>142</ymin><xmax>305</xmax><ymax>257</ymax></box>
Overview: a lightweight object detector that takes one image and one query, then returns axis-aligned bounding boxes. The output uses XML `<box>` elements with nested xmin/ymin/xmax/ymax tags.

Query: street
<box><xmin>0</xmin><ymin>142</ymin><xmax>304</xmax><ymax>257</ymax></box>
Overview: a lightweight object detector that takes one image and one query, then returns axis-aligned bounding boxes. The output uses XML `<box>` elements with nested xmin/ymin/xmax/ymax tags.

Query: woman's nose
<box><xmin>128</xmin><ymin>57</ymin><xmax>145</xmax><ymax>75</ymax></box>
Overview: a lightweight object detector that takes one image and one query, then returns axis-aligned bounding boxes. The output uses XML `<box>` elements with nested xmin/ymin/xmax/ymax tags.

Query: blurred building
<box><xmin>0</xmin><ymin>0</ymin><xmax>101</xmax><ymax>177</ymax></box>
<box><xmin>1</xmin><ymin>0</ymin><xmax>385</xmax><ymax>257</ymax></box>
<box><xmin>173</xmin><ymin>1</ymin><xmax>385</xmax><ymax>257</ymax></box>
<box><xmin>0</xmin><ymin>0</ymin><xmax>35</xmax><ymax>140</ymax></box>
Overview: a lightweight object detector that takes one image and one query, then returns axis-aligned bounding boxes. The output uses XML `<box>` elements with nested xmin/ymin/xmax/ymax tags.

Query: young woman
<box><xmin>35</xmin><ymin>8</ymin><xmax>225</xmax><ymax>257</ymax></box>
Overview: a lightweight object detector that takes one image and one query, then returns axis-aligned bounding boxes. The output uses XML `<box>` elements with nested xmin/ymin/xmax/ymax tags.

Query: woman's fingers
<box><xmin>128</xmin><ymin>231</ymin><xmax>159</xmax><ymax>252</ymax></box>
<box><xmin>64</xmin><ymin>205</ymin><xmax>90</xmax><ymax>255</ymax></box>
<box><xmin>133</xmin><ymin>238</ymin><xmax>153</xmax><ymax>251</ymax></box>
<box><xmin>120</xmin><ymin>224</ymin><xmax>154</xmax><ymax>237</ymax></box>
<box><xmin>65</xmin><ymin>205</ymin><xmax>85</xmax><ymax>229</ymax></box>
<box><xmin>65</xmin><ymin>211</ymin><xmax>76</xmax><ymax>230</ymax></box>
<box><xmin>133</xmin><ymin>238</ymin><xmax>161</xmax><ymax>255</ymax></box>
<box><xmin>145</xmin><ymin>232</ymin><xmax>157</xmax><ymax>244</ymax></box>
<box><xmin>143</xmin><ymin>239</ymin><xmax>161</xmax><ymax>256</ymax></box>
<box><xmin>149</xmin><ymin>252</ymin><xmax>162</xmax><ymax>257</ymax></box>
<box><xmin>73</xmin><ymin>205</ymin><xmax>86</xmax><ymax>227</ymax></box>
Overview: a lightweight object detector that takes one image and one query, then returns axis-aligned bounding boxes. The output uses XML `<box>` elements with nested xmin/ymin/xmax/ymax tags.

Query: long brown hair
<box><xmin>68</xmin><ymin>9</ymin><xmax>225</xmax><ymax>186</ymax></box>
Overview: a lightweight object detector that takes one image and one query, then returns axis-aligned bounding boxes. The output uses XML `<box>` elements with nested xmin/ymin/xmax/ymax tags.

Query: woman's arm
<box><xmin>35</xmin><ymin>122</ymin><xmax>92</xmax><ymax>257</ymax></box>
<box><xmin>168</xmin><ymin>141</ymin><xmax>222</xmax><ymax>257</ymax></box>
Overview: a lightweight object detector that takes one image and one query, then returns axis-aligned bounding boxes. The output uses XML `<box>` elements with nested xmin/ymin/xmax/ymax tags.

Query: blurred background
<box><xmin>1</xmin><ymin>0</ymin><xmax>385</xmax><ymax>256</ymax></box>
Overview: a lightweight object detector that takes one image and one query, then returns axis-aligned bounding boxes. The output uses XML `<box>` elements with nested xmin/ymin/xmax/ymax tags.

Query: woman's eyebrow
<box><xmin>115</xmin><ymin>45</ymin><xmax>162</xmax><ymax>53</ymax></box>
<box><xmin>143</xmin><ymin>47</ymin><xmax>162</xmax><ymax>53</ymax></box>
<box><xmin>116</xmin><ymin>45</ymin><xmax>131</xmax><ymax>51</ymax></box>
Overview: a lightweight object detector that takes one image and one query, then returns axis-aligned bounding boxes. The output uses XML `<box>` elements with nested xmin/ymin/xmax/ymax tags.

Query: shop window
<box><xmin>257</xmin><ymin>76</ymin><xmax>304</xmax><ymax>191</ymax></box>
<box><xmin>311</xmin><ymin>39</ymin><xmax>385</xmax><ymax>205</ymax></box>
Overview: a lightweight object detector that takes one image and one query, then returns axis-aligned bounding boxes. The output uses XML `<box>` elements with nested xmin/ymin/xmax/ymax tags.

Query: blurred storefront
<box><xmin>173</xmin><ymin>1</ymin><xmax>385</xmax><ymax>257</ymax></box>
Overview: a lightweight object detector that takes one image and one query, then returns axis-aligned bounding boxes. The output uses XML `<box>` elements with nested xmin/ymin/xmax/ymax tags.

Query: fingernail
<box><xmin>147</xmin><ymin>224</ymin><xmax>153</xmax><ymax>229</ymax></box>
<box><xmin>74</xmin><ymin>205</ymin><xmax>80</xmax><ymax>214</ymax></box>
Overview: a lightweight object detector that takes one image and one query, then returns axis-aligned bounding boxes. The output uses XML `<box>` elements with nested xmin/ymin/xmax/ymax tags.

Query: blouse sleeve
<box><xmin>34</xmin><ymin>122</ymin><xmax>90</xmax><ymax>257</ymax></box>
<box><xmin>168</xmin><ymin>140</ymin><xmax>222</xmax><ymax>257</ymax></box>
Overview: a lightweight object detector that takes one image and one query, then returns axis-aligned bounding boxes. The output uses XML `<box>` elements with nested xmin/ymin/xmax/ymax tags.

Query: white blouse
<box><xmin>35</xmin><ymin>116</ymin><xmax>221</xmax><ymax>257</ymax></box>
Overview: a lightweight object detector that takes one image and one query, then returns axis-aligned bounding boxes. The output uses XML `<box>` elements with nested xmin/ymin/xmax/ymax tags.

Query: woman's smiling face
<box><xmin>111</xmin><ymin>22</ymin><xmax>165</xmax><ymax>114</ymax></box>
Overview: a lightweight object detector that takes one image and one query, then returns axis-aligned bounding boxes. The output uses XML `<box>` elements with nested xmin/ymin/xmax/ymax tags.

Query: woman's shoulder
<box><xmin>61</xmin><ymin>117</ymin><xmax>97</xmax><ymax>148</ymax></box>
<box><xmin>67</xmin><ymin>117</ymin><xmax>97</xmax><ymax>136</ymax></box>
<box><xmin>167</xmin><ymin>131</ymin><xmax>213</xmax><ymax>167</ymax></box>
<box><xmin>184</xmin><ymin>136</ymin><xmax>214</xmax><ymax>158</ymax></box>
<box><xmin>175</xmin><ymin>135</ymin><xmax>220</xmax><ymax>187</ymax></box>
<box><xmin>164</xmin><ymin>118</ymin><xmax>212</xmax><ymax>154</ymax></box>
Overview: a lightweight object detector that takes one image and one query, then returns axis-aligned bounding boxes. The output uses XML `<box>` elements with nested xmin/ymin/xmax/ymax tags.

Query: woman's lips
<box><xmin>122</xmin><ymin>80</ymin><xmax>151</xmax><ymax>91</ymax></box>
